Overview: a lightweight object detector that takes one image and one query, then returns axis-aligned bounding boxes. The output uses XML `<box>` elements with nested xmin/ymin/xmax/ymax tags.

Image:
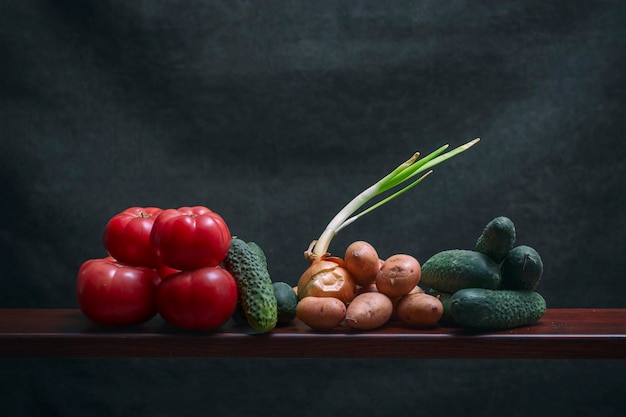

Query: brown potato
<box><xmin>395</xmin><ymin>292</ymin><xmax>443</xmax><ymax>327</ymax></box>
<box><xmin>344</xmin><ymin>241</ymin><xmax>381</xmax><ymax>286</ymax></box>
<box><xmin>408</xmin><ymin>285</ymin><xmax>425</xmax><ymax>295</ymax></box>
<box><xmin>296</xmin><ymin>296</ymin><xmax>347</xmax><ymax>330</ymax></box>
<box><xmin>345</xmin><ymin>292</ymin><xmax>393</xmax><ymax>330</ymax></box>
<box><xmin>389</xmin><ymin>285</ymin><xmax>424</xmax><ymax>320</ymax></box>
<box><xmin>376</xmin><ymin>254</ymin><xmax>422</xmax><ymax>297</ymax></box>
<box><xmin>355</xmin><ymin>282</ymin><xmax>379</xmax><ymax>295</ymax></box>
<box><xmin>298</xmin><ymin>260</ymin><xmax>356</xmax><ymax>304</ymax></box>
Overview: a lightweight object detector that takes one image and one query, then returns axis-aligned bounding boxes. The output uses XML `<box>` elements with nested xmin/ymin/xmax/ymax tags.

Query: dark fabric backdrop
<box><xmin>2</xmin><ymin>1</ymin><xmax>625</xmax><ymax>416</ymax></box>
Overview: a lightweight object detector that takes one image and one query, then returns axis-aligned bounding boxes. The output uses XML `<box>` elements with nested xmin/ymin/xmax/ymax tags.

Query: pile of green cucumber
<box><xmin>421</xmin><ymin>216</ymin><xmax>546</xmax><ymax>330</ymax></box>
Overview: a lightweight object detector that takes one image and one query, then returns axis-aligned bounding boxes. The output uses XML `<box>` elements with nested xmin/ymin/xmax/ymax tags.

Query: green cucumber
<box><xmin>420</xmin><ymin>249</ymin><xmax>501</xmax><ymax>293</ymax></box>
<box><xmin>223</xmin><ymin>238</ymin><xmax>278</xmax><ymax>333</ymax></box>
<box><xmin>450</xmin><ymin>288</ymin><xmax>546</xmax><ymax>330</ymax></box>
<box><xmin>475</xmin><ymin>216</ymin><xmax>516</xmax><ymax>263</ymax></box>
<box><xmin>272</xmin><ymin>281</ymin><xmax>298</xmax><ymax>325</ymax></box>
<box><xmin>500</xmin><ymin>245</ymin><xmax>543</xmax><ymax>290</ymax></box>
<box><xmin>246</xmin><ymin>241</ymin><xmax>267</xmax><ymax>268</ymax></box>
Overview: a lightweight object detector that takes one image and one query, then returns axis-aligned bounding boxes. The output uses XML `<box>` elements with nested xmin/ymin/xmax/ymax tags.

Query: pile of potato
<box><xmin>294</xmin><ymin>241</ymin><xmax>443</xmax><ymax>330</ymax></box>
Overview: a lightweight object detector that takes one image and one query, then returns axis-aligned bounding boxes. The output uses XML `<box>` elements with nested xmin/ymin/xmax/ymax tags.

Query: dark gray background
<box><xmin>2</xmin><ymin>1</ymin><xmax>625</xmax><ymax>416</ymax></box>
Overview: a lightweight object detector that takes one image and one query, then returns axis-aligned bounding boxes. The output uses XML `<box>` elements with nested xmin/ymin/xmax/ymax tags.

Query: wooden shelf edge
<box><xmin>1</xmin><ymin>308</ymin><xmax>625</xmax><ymax>359</ymax></box>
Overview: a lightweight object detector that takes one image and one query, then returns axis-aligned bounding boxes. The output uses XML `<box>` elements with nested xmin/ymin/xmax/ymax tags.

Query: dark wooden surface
<box><xmin>1</xmin><ymin>308</ymin><xmax>624</xmax><ymax>358</ymax></box>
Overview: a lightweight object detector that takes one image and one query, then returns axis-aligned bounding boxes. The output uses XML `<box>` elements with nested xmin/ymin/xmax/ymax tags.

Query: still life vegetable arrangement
<box><xmin>76</xmin><ymin>138</ymin><xmax>546</xmax><ymax>333</ymax></box>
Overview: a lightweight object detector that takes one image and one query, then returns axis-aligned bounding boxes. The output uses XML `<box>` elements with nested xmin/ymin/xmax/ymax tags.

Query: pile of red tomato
<box><xmin>76</xmin><ymin>206</ymin><xmax>239</xmax><ymax>330</ymax></box>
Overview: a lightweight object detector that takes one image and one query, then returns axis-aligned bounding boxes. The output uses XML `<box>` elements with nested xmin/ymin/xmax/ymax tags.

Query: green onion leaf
<box><xmin>308</xmin><ymin>138</ymin><xmax>480</xmax><ymax>259</ymax></box>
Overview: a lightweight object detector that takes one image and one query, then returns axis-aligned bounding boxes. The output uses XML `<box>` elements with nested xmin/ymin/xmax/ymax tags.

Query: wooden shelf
<box><xmin>1</xmin><ymin>308</ymin><xmax>625</xmax><ymax>358</ymax></box>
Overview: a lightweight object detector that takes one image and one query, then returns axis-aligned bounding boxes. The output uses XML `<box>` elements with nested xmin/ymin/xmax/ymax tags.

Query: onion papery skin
<box><xmin>297</xmin><ymin>259</ymin><xmax>356</xmax><ymax>304</ymax></box>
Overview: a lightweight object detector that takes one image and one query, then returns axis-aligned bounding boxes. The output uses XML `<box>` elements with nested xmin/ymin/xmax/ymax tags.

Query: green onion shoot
<box><xmin>304</xmin><ymin>138</ymin><xmax>480</xmax><ymax>261</ymax></box>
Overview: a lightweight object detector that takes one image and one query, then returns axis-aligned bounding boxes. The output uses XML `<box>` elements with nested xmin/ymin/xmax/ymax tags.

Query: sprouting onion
<box><xmin>304</xmin><ymin>138</ymin><xmax>481</xmax><ymax>261</ymax></box>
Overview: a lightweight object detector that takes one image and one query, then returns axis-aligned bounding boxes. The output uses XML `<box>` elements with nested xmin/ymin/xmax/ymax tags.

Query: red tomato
<box><xmin>103</xmin><ymin>207</ymin><xmax>163</xmax><ymax>267</ymax></box>
<box><xmin>156</xmin><ymin>267</ymin><xmax>238</xmax><ymax>330</ymax></box>
<box><xmin>150</xmin><ymin>206</ymin><xmax>231</xmax><ymax>271</ymax></box>
<box><xmin>76</xmin><ymin>258</ymin><xmax>161</xmax><ymax>326</ymax></box>
<box><xmin>155</xmin><ymin>263</ymin><xmax>180</xmax><ymax>279</ymax></box>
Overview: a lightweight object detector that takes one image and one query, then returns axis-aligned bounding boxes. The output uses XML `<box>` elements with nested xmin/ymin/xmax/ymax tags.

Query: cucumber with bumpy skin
<box><xmin>420</xmin><ymin>249</ymin><xmax>501</xmax><ymax>293</ymax></box>
<box><xmin>223</xmin><ymin>238</ymin><xmax>278</xmax><ymax>333</ymax></box>
<box><xmin>500</xmin><ymin>245</ymin><xmax>543</xmax><ymax>290</ymax></box>
<box><xmin>450</xmin><ymin>288</ymin><xmax>546</xmax><ymax>330</ymax></box>
<box><xmin>475</xmin><ymin>216</ymin><xmax>516</xmax><ymax>263</ymax></box>
<box><xmin>246</xmin><ymin>241</ymin><xmax>267</xmax><ymax>268</ymax></box>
